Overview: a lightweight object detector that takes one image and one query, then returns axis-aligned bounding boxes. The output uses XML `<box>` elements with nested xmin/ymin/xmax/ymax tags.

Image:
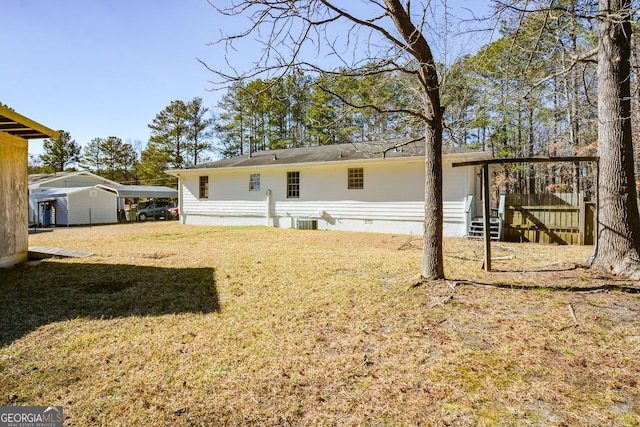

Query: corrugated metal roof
<box><xmin>28</xmin><ymin>171</ymin><xmax>80</xmax><ymax>185</ymax></box>
<box><xmin>96</xmin><ymin>184</ymin><xmax>178</xmax><ymax>198</ymax></box>
<box><xmin>28</xmin><ymin>172</ymin><xmax>177</xmax><ymax>198</ymax></box>
<box><xmin>28</xmin><ymin>171</ymin><xmax>121</xmax><ymax>187</ymax></box>
<box><xmin>31</xmin><ymin>186</ymin><xmax>111</xmax><ymax>197</ymax></box>
<box><xmin>0</xmin><ymin>105</ymin><xmax>58</xmax><ymax>140</ymax></box>
<box><xmin>170</xmin><ymin>141</ymin><xmax>485</xmax><ymax>172</ymax></box>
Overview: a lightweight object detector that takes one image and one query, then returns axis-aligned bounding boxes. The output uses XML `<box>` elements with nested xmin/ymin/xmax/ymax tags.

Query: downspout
<box><xmin>266</xmin><ymin>189</ymin><xmax>273</xmax><ymax>226</ymax></box>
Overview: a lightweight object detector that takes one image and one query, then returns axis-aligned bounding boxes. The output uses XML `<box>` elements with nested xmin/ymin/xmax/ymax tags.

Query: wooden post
<box><xmin>578</xmin><ymin>192</ymin><xmax>585</xmax><ymax>245</ymax></box>
<box><xmin>595</xmin><ymin>161</ymin><xmax>599</xmax><ymax>248</ymax></box>
<box><xmin>482</xmin><ymin>164</ymin><xmax>492</xmax><ymax>271</ymax></box>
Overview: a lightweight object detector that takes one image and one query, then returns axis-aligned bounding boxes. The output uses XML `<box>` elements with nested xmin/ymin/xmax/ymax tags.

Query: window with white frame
<box><xmin>249</xmin><ymin>173</ymin><xmax>261</xmax><ymax>191</ymax></box>
<box><xmin>348</xmin><ymin>168</ymin><xmax>364</xmax><ymax>189</ymax></box>
<box><xmin>199</xmin><ymin>176</ymin><xmax>209</xmax><ymax>199</ymax></box>
<box><xmin>287</xmin><ymin>171</ymin><xmax>299</xmax><ymax>198</ymax></box>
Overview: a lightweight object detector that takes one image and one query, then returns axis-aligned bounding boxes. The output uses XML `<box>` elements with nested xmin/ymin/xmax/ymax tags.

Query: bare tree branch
<box><xmin>314</xmin><ymin>80</ymin><xmax>430</xmax><ymax>123</ymax></box>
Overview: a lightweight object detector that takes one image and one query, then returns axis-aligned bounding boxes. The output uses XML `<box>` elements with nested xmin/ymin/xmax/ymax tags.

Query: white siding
<box><xmin>55</xmin><ymin>197</ymin><xmax>70</xmax><ymax>225</ymax></box>
<box><xmin>29</xmin><ymin>172</ymin><xmax>120</xmax><ymax>222</ymax></box>
<box><xmin>67</xmin><ymin>189</ymin><xmax>117</xmax><ymax>225</ymax></box>
<box><xmin>178</xmin><ymin>157</ymin><xmax>476</xmax><ymax>236</ymax></box>
<box><xmin>33</xmin><ymin>187</ymin><xmax>117</xmax><ymax>226</ymax></box>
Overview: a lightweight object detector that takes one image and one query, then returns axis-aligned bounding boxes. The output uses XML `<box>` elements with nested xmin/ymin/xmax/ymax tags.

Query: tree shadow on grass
<box><xmin>0</xmin><ymin>261</ymin><xmax>219</xmax><ymax>346</ymax></box>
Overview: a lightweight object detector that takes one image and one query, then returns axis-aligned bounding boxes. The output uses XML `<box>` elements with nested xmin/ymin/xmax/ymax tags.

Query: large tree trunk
<box><xmin>422</xmin><ymin>122</ymin><xmax>444</xmax><ymax>279</ymax></box>
<box><xmin>382</xmin><ymin>0</ymin><xmax>445</xmax><ymax>279</ymax></box>
<box><xmin>591</xmin><ymin>0</ymin><xmax>640</xmax><ymax>278</ymax></box>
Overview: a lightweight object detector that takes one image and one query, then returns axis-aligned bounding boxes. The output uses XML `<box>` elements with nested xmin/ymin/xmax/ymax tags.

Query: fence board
<box><xmin>502</xmin><ymin>193</ymin><xmax>592</xmax><ymax>245</ymax></box>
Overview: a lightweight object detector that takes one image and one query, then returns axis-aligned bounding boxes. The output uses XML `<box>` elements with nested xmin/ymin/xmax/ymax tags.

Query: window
<box><xmin>287</xmin><ymin>171</ymin><xmax>300</xmax><ymax>198</ymax></box>
<box><xmin>249</xmin><ymin>173</ymin><xmax>261</xmax><ymax>191</ymax></box>
<box><xmin>348</xmin><ymin>168</ymin><xmax>364</xmax><ymax>189</ymax></box>
<box><xmin>199</xmin><ymin>176</ymin><xmax>209</xmax><ymax>199</ymax></box>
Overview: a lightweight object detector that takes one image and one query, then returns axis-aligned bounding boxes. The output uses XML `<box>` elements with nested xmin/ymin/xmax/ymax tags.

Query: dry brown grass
<box><xmin>1</xmin><ymin>223</ymin><xmax>639</xmax><ymax>426</ymax></box>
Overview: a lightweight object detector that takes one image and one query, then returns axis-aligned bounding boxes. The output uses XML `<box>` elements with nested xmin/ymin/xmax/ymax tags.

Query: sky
<box><xmin>2</xmin><ymin>0</ymin><xmax>494</xmax><ymax>160</ymax></box>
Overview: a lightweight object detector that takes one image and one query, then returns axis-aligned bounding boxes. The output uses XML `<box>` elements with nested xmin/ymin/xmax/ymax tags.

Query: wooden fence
<box><xmin>502</xmin><ymin>193</ymin><xmax>595</xmax><ymax>245</ymax></box>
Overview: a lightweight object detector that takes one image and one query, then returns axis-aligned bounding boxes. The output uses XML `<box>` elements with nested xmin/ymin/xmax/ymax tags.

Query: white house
<box><xmin>167</xmin><ymin>142</ymin><xmax>491</xmax><ymax>236</ymax></box>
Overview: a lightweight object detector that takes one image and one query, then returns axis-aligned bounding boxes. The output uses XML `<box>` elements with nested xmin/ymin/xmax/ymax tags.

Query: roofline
<box><xmin>0</xmin><ymin>105</ymin><xmax>59</xmax><ymax>140</ymax></box>
<box><xmin>166</xmin><ymin>150</ymin><xmax>490</xmax><ymax>176</ymax></box>
<box><xmin>29</xmin><ymin>170</ymin><xmax>122</xmax><ymax>188</ymax></box>
<box><xmin>31</xmin><ymin>186</ymin><xmax>115</xmax><ymax>197</ymax></box>
<box><xmin>94</xmin><ymin>184</ymin><xmax>178</xmax><ymax>198</ymax></box>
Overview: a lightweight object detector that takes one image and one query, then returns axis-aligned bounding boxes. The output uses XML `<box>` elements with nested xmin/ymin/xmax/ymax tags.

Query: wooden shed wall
<box><xmin>0</xmin><ymin>133</ymin><xmax>29</xmax><ymax>267</ymax></box>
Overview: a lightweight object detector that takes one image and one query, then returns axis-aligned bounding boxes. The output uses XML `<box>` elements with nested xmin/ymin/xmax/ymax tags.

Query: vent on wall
<box><xmin>296</xmin><ymin>219</ymin><xmax>318</xmax><ymax>230</ymax></box>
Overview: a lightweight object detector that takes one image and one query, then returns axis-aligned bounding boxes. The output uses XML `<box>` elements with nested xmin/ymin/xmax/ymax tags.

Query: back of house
<box><xmin>167</xmin><ymin>142</ymin><xmax>489</xmax><ymax>236</ymax></box>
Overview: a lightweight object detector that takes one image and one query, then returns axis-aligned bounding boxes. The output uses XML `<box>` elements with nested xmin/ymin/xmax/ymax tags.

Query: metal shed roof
<box><xmin>31</xmin><ymin>186</ymin><xmax>114</xmax><ymax>198</ymax></box>
<box><xmin>0</xmin><ymin>105</ymin><xmax>58</xmax><ymax>140</ymax></box>
<box><xmin>95</xmin><ymin>184</ymin><xmax>178</xmax><ymax>198</ymax></box>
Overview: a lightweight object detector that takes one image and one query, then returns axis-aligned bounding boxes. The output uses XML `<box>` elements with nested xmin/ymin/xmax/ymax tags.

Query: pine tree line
<box><xmin>34</xmin><ymin>7</ymin><xmax>639</xmax><ymax>195</ymax></box>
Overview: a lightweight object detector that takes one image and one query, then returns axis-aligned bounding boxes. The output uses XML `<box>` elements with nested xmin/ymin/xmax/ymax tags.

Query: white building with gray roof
<box><xmin>167</xmin><ymin>141</ymin><xmax>491</xmax><ymax>236</ymax></box>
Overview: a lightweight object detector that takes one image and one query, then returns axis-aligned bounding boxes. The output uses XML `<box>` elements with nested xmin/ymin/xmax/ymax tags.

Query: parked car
<box><xmin>167</xmin><ymin>206</ymin><xmax>179</xmax><ymax>219</ymax></box>
<box><xmin>137</xmin><ymin>201</ymin><xmax>176</xmax><ymax>221</ymax></box>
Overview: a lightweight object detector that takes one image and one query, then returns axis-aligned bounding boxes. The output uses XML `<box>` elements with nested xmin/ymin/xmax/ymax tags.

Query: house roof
<box><xmin>30</xmin><ymin>186</ymin><xmax>114</xmax><ymax>198</ymax></box>
<box><xmin>0</xmin><ymin>105</ymin><xmax>58</xmax><ymax>140</ymax></box>
<box><xmin>168</xmin><ymin>141</ymin><xmax>489</xmax><ymax>174</ymax></box>
<box><xmin>28</xmin><ymin>171</ymin><xmax>121</xmax><ymax>188</ymax></box>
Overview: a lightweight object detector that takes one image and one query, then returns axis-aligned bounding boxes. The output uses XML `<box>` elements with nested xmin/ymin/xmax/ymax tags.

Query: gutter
<box><xmin>165</xmin><ymin>151</ymin><xmax>490</xmax><ymax>176</ymax></box>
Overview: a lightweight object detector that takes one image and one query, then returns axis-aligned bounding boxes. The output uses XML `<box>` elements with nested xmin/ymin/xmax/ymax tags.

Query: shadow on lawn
<box><xmin>0</xmin><ymin>261</ymin><xmax>219</xmax><ymax>346</ymax></box>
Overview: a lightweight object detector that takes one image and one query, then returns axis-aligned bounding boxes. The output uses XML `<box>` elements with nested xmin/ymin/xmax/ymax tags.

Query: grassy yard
<box><xmin>1</xmin><ymin>223</ymin><xmax>639</xmax><ymax>426</ymax></box>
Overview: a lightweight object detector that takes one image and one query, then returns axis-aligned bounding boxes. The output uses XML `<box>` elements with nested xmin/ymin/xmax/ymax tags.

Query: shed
<box><xmin>28</xmin><ymin>171</ymin><xmax>121</xmax><ymax>225</ymax></box>
<box><xmin>0</xmin><ymin>105</ymin><xmax>58</xmax><ymax>268</ymax></box>
<box><xmin>28</xmin><ymin>172</ymin><xmax>178</xmax><ymax>225</ymax></box>
<box><xmin>31</xmin><ymin>186</ymin><xmax>118</xmax><ymax>226</ymax></box>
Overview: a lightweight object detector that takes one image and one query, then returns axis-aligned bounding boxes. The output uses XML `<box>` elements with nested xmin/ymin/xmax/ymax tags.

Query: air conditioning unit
<box><xmin>296</xmin><ymin>219</ymin><xmax>318</xmax><ymax>230</ymax></box>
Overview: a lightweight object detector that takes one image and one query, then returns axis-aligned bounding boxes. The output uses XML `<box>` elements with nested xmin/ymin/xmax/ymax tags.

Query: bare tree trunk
<box><xmin>422</xmin><ymin>121</ymin><xmax>444</xmax><ymax>279</ymax></box>
<box><xmin>592</xmin><ymin>0</ymin><xmax>640</xmax><ymax>278</ymax></box>
<box><xmin>381</xmin><ymin>0</ymin><xmax>444</xmax><ymax>279</ymax></box>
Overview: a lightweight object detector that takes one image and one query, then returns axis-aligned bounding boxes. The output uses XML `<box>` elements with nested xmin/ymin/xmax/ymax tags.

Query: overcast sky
<box><xmin>2</xmin><ymin>0</ymin><xmax>493</xmax><ymax>159</ymax></box>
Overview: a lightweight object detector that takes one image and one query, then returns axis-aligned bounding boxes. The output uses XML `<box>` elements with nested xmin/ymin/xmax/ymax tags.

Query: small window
<box><xmin>348</xmin><ymin>168</ymin><xmax>364</xmax><ymax>189</ymax></box>
<box><xmin>287</xmin><ymin>171</ymin><xmax>300</xmax><ymax>198</ymax></box>
<box><xmin>249</xmin><ymin>173</ymin><xmax>261</xmax><ymax>191</ymax></box>
<box><xmin>199</xmin><ymin>176</ymin><xmax>209</xmax><ymax>199</ymax></box>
